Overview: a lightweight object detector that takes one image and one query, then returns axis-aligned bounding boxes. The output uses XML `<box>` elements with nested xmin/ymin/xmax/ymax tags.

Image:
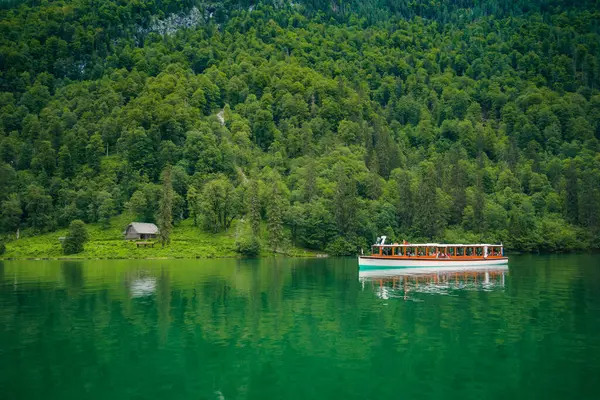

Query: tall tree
<box><xmin>473</xmin><ymin>172</ymin><xmax>486</xmax><ymax>233</ymax></box>
<box><xmin>157</xmin><ymin>165</ymin><xmax>174</xmax><ymax>246</ymax></box>
<box><xmin>23</xmin><ymin>185</ymin><xmax>54</xmax><ymax>232</ymax></box>
<box><xmin>389</xmin><ymin>169</ymin><xmax>414</xmax><ymax>232</ymax></box>
<box><xmin>579</xmin><ymin>169</ymin><xmax>600</xmax><ymax>232</ymax></box>
<box><xmin>267</xmin><ymin>173</ymin><xmax>288</xmax><ymax>252</ymax></box>
<box><xmin>565</xmin><ymin>161</ymin><xmax>579</xmax><ymax>224</ymax></box>
<box><xmin>201</xmin><ymin>176</ymin><xmax>237</xmax><ymax>232</ymax></box>
<box><xmin>0</xmin><ymin>194</ymin><xmax>22</xmax><ymax>234</ymax></box>
<box><xmin>186</xmin><ymin>186</ymin><xmax>201</xmax><ymax>226</ymax></box>
<box><xmin>97</xmin><ymin>192</ymin><xmax>115</xmax><ymax>229</ymax></box>
<box><xmin>303</xmin><ymin>159</ymin><xmax>317</xmax><ymax>202</ymax></box>
<box><xmin>86</xmin><ymin>133</ymin><xmax>104</xmax><ymax>173</ymax></box>
<box><xmin>413</xmin><ymin>162</ymin><xmax>444</xmax><ymax>238</ymax></box>
<box><xmin>333</xmin><ymin>164</ymin><xmax>358</xmax><ymax>235</ymax></box>
<box><xmin>62</xmin><ymin>220</ymin><xmax>89</xmax><ymax>255</ymax></box>
<box><xmin>247</xmin><ymin>179</ymin><xmax>261</xmax><ymax>237</ymax></box>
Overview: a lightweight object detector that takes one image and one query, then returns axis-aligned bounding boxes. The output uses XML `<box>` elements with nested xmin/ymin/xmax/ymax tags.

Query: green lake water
<box><xmin>1</xmin><ymin>255</ymin><xmax>599</xmax><ymax>399</ymax></box>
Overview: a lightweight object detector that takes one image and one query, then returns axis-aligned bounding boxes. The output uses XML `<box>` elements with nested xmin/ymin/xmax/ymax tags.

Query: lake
<box><xmin>1</xmin><ymin>255</ymin><xmax>599</xmax><ymax>400</ymax></box>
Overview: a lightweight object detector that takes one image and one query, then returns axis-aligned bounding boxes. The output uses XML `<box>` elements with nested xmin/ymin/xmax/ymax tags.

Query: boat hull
<box><xmin>359</xmin><ymin>265</ymin><xmax>508</xmax><ymax>278</ymax></box>
<box><xmin>358</xmin><ymin>256</ymin><xmax>508</xmax><ymax>269</ymax></box>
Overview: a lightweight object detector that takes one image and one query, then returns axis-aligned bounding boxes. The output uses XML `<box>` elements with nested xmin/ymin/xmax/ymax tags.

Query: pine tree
<box><xmin>0</xmin><ymin>194</ymin><xmax>22</xmax><ymax>234</ymax></box>
<box><xmin>57</xmin><ymin>145</ymin><xmax>73</xmax><ymax>179</ymax></box>
<box><xmin>186</xmin><ymin>186</ymin><xmax>201</xmax><ymax>226</ymax></box>
<box><xmin>247</xmin><ymin>179</ymin><xmax>261</xmax><ymax>237</ymax></box>
<box><xmin>579</xmin><ymin>169</ymin><xmax>600</xmax><ymax>232</ymax></box>
<box><xmin>413</xmin><ymin>162</ymin><xmax>443</xmax><ymax>238</ymax></box>
<box><xmin>267</xmin><ymin>174</ymin><xmax>287</xmax><ymax>252</ymax></box>
<box><xmin>473</xmin><ymin>172</ymin><xmax>486</xmax><ymax>233</ymax></box>
<box><xmin>303</xmin><ymin>159</ymin><xmax>317</xmax><ymax>202</ymax></box>
<box><xmin>391</xmin><ymin>169</ymin><xmax>414</xmax><ymax>232</ymax></box>
<box><xmin>333</xmin><ymin>164</ymin><xmax>358</xmax><ymax>235</ymax></box>
<box><xmin>98</xmin><ymin>194</ymin><xmax>115</xmax><ymax>229</ymax></box>
<box><xmin>565</xmin><ymin>162</ymin><xmax>579</xmax><ymax>224</ymax></box>
<box><xmin>86</xmin><ymin>133</ymin><xmax>104</xmax><ymax>173</ymax></box>
<box><xmin>157</xmin><ymin>165</ymin><xmax>174</xmax><ymax>246</ymax></box>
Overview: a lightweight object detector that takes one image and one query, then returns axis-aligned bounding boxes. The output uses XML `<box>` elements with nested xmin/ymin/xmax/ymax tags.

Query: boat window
<box><xmin>466</xmin><ymin>247</ymin><xmax>473</xmax><ymax>256</ymax></box>
<box><xmin>382</xmin><ymin>246</ymin><xmax>392</xmax><ymax>256</ymax></box>
<box><xmin>372</xmin><ymin>246</ymin><xmax>380</xmax><ymax>255</ymax></box>
<box><xmin>457</xmin><ymin>247</ymin><xmax>465</xmax><ymax>256</ymax></box>
<box><xmin>429</xmin><ymin>247</ymin><xmax>436</xmax><ymax>256</ymax></box>
<box><xmin>393</xmin><ymin>247</ymin><xmax>401</xmax><ymax>256</ymax></box>
<box><xmin>476</xmin><ymin>247</ymin><xmax>483</xmax><ymax>256</ymax></box>
<box><xmin>448</xmin><ymin>247</ymin><xmax>455</xmax><ymax>256</ymax></box>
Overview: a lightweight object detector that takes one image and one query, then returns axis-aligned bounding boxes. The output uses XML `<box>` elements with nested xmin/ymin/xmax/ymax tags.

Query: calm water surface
<box><xmin>1</xmin><ymin>255</ymin><xmax>599</xmax><ymax>400</ymax></box>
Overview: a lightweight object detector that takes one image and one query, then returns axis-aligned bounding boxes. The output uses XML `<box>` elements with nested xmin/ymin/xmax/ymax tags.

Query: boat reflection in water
<box><xmin>359</xmin><ymin>266</ymin><xmax>508</xmax><ymax>299</ymax></box>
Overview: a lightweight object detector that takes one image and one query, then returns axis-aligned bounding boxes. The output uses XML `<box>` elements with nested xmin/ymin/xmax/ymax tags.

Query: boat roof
<box><xmin>372</xmin><ymin>243</ymin><xmax>502</xmax><ymax>247</ymax></box>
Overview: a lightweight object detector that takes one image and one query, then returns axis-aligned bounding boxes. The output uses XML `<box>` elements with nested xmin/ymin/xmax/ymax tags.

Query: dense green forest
<box><xmin>1</xmin><ymin>0</ymin><xmax>600</xmax><ymax>255</ymax></box>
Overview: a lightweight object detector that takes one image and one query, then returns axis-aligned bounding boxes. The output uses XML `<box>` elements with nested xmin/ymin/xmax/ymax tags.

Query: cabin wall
<box><xmin>124</xmin><ymin>227</ymin><xmax>141</xmax><ymax>240</ymax></box>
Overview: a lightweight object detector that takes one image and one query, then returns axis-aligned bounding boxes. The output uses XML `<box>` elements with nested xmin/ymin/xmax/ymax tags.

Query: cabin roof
<box><xmin>126</xmin><ymin>222</ymin><xmax>159</xmax><ymax>234</ymax></box>
<box><xmin>372</xmin><ymin>243</ymin><xmax>502</xmax><ymax>247</ymax></box>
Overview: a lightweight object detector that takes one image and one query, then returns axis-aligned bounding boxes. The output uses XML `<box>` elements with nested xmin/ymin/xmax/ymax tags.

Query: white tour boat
<box><xmin>358</xmin><ymin>236</ymin><xmax>508</xmax><ymax>269</ymax></box>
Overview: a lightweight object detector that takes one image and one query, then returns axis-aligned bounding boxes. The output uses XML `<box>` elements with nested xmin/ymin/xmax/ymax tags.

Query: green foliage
<box><xmin>201</xmin><ymin>176</ymin><xmax>238</xmax><ymax>233</ymax></box>
<box><xmin>0</xmin><ymin>240</ymin><xmax>5</xmax><ymax>255</ymax></box>
<box><xmin>0</xmin><ymin>194</ymin><xmax>22</xmax><ymax>233</ymax></box>
<box><xmin>325</xmin><ymin>237</ymin><xmax>357</xmax><ymax>256</ymax></box>
<box><xmin>62</xmin><ymin>220</ymin><xmax>89</xmax><ymax>255</ymax></box>
<box><xmin>0</xmin><ymin>0</ymin><xmax>599</xmax><ymax>256</ymax></box>
<box><xmin>236</xmin><ymin>234</ymin><xmax>261</xmax><ymax>257</ymax></box>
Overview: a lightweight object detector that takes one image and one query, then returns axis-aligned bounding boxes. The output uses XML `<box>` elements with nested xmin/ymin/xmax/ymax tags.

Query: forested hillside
<box><xmin>1</xmin><ymin>0</ymin><xmax>600</xmax><ymax>255</ymax></box>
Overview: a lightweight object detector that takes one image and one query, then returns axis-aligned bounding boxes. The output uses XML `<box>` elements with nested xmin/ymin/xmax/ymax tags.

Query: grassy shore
<box><xmin>0</xmin><ymin>215</ymin><xmax>317</xmax><ymax>260</ymax></box>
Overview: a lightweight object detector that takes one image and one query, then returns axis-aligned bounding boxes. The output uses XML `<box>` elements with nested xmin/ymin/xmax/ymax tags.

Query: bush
<box><xmin>62</xmin><ymin>220</ymin><xmax>89</xmax><ymax>255</ymax></box>
<box><xmin>236</xmin><ymin>235</ymin><xmax>261</xmax><ymax>257</ymax></box>
<box><xmin>0</xmin><ymin>241</ymin><xmax>5</xmax><ymax>255</ymax></box>
<box><xmin>326</xmin><ymin>237</ymin><xmax>357</xmax><ymax>256</ymax></box>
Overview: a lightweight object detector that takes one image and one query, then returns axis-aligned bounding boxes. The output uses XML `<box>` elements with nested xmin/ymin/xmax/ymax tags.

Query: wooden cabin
<box><xmin>123</xmin><ymin>222</ymin><xmax>159</xmax><ymax>240</ymax></box>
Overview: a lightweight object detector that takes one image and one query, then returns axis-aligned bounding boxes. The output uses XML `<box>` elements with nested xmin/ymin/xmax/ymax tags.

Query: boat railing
<box><xmin>369</xmin><ymin>244</ymin><xmax>505</xmax><ymax>258</ymax></box>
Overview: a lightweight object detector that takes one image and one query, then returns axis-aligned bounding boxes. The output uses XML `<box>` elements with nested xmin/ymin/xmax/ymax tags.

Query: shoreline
<box><xmin>0</xmin><ymin>253</ymin><xmax>329</xmax><ymax>261</ymax></box>
<box><xmin>3</xmin><ymin>251</ymin><xmax>600</xmax><ymax>262</ymax></box>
